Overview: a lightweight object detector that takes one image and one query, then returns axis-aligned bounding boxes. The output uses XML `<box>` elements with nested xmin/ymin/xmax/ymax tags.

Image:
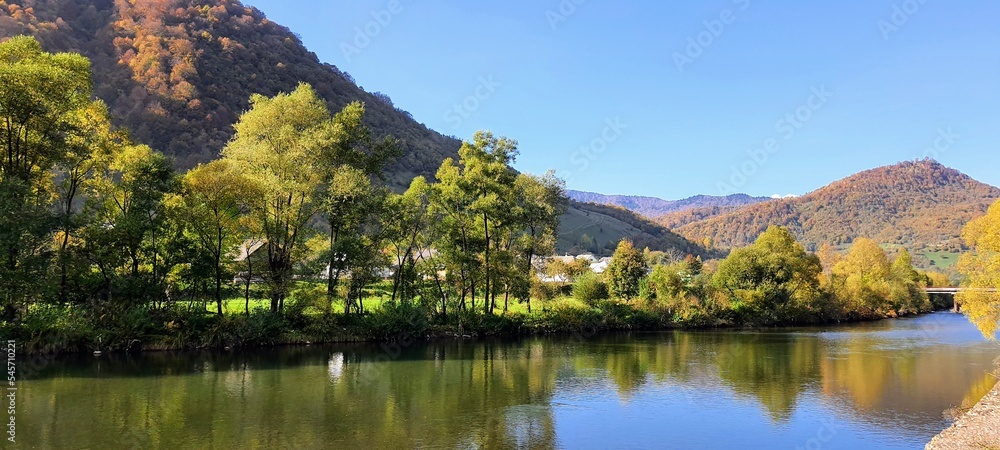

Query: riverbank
<box><xmin>5</xmin><ymin>299</ymin><xmax>950</xmax><ymax>355</ymax></box>
<box><xmin>928</xmin><ymin>378</ymin><xmax>1000</xmax><ymax>450</ymax></box>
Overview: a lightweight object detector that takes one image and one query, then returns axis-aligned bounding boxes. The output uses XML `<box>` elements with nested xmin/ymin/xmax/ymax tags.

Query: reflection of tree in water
<box><xmin>577</xmin><ymin>333</ymin><xmax>705</xmax><ymax>399</ymax></box>
<box><xmin>819</xmin><ymin>334</ymin><xmax>1000</xmax><ymax>436</ymax></box>
<box><xmin>20</xmin><ymin>341</ymin><xmax>562</xmax><ymax>449</ymax></box>
<box><xmin>327</xmin><ymin>340</ymin><xmax>561</xmax><ymax>449</ymax></box>
<box><xmin>946</xmin><ymin>371</ymin><xmax>999</xmax><ymax>420</ymax></box>
<box><xmin>708</xmin><ymin>333</ymin><xmax>822</xmax><ymax>421</ymax></box>
<box><xmin>19</xmin><ymin>322</ymin><xmax>999</xmax><ymax>448</ymax></box>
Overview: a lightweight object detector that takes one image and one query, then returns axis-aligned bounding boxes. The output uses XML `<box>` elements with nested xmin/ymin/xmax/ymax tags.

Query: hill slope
<box><xmin>0</xmin><ymin>0</ymin><xmax>460</xmax><ymax>184</ymax></box>
<box><xmin>558</xmin><ymin>201</ymin><xmax>717</xmax><ymax>259</ymax></box>
<box><xmin>567</xmin><ymin>190</ymin><xmax>769</xmax><ymax>219</ymax></box>
<box><xmin>660</xmin><ymin>205</ymin><xmax>751</xmax><ymax>230</ymax></box>
<box><xmin>675</xmin><ymin>160</ymin><xmax>1000</xmax><ymax>258</ymax></box>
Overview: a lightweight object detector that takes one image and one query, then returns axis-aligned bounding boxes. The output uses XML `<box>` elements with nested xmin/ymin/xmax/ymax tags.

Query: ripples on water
<box><xmin>18</xmin><ymin>312</ymin><xmax>1000</xmax><ymax>449</ymax></box>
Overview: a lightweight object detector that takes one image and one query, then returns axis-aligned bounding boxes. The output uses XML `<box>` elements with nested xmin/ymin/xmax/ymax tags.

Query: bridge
<box><xmin>924</xmin><ymin>288</ymin><xmax>998</xmax><ymax>312</ymax></box>
<box><xmin>924</xmin><ymin>288</ymin><xmax>998</xmax><ymax>294</ymax></box>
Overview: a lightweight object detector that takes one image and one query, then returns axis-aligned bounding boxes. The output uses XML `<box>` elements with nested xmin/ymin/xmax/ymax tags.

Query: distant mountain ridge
<box><xmin>566</xmin><ymin>190</ymin><xmax>771</xmax><ymax>219</ymax></box>
<box><xmin>672</xmin><ymin>160</ymin><xmax>1000</xmax><ymax>261</ymax></box>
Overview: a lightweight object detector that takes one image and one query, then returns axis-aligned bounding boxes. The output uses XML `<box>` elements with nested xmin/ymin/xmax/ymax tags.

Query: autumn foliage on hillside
<box><xmin>673</xmin><ymin>160</ymin><xmax>1000</xmax><ymax>256</ymax></box>
<box><xmin>659</xmin><ymin>205</ymin><xmax>750</xmax><ymax>230</ymax></box>
<box><xmin>0</xmin><ymin>0</ymin><xmax>459</xmax><ymax>183</ymax></box>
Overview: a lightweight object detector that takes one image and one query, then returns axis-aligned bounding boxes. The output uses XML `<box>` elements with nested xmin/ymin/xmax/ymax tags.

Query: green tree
<box><xmin>831</xmin><ymin>238</ymin><xmax>892</xmax><ymax>316</ymax></box>
<box><xmin>385</xmin><ymin>177</ymin><xmax>431</xmax><ymax>304</ymax></box>
<box><xmin>221</xmin><ymin>84</ymin><xmax>329</xmax><ymax>313</ymax></box>
<box><xmin>172</xmin><ymin>159</ymin><xmax>252</xmax><ymax>315</ymax></box>
<box><xmin>573</xmin><ymin>271</ymin><xmax>609</xmax><ymax>304</ymax></box>
<box><xmin>426</xmin><ymin>131</ymin><xmax>564</xmax><ymax>315</ymax></box>
<box><xmin>429</xmin><ymin>131</ymin><xmax>518</xmax><ymax>314</ymax></box>
<box><xmin>83</xmin><ymin>144</ymin><xmax>176</xmax><ymax>306</ymax></box>
<box><xmin>648</xmin><ymin>255</ymin><xmax>703</xmax><ymax>305</ymax></box>
<box><xmin>957</xmin><ymin>200</ymin><xmax>1000</xmax><ymax>338</ymax></box>
<box><xmin>315</xmin><ymin>101</ymin><xmax>399</xmax><ymax>308</ymax></box>
<box><xmin>0</xmin><ymin>36</ymin><xmax>92</xmax><ymax>316</ymax></box>
<box><xmin>888</xmin><ymin>249</ymin><xmax>929</xmax><ymax>314</ymax></box>
<box><xmin>509</xmin><ymin>171</ymin><xmax>566</xmax><ymax>312</ymax></box>
<box><xmin>607</xmin><ymin>240</ymin><xmax>647</xmax><ymax>299</ymax></box>
<box><xmin>713</xmin><ymin>226</ymin><xmax>822</xmax><ymax>324</ymax></box>
<box><xmin>53</xmin><ymin>101</ymin><xmax>125</xmax><ymax>305</ymax></box>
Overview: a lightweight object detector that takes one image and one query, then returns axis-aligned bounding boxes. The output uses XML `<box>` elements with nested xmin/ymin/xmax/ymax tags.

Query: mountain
<box><xmin>0</xmin><ymin>0</ymin><xmax>712</xmax><ymax>260</ymax></box>
<box><xmin>0</xmin><ymin>0</ymin><xmax>460</xmax><ymax>185</ymax></box>
<box><xmin>673</xmin><ymin>160</ymin><xmax>1000</xmax><ymax>264</ymax></box>
<box><xmin>659</xmin><ymin>204</ymin><xmax>754</xmax><ymax>230</ymax></box>
<box><xmin>566</xmin><ymin>190</ymin><xmax>770</xmax><ymax>219</ymax></box>
<box><xmin>558</xmin><ymin>201</ymin><xmax>717</xmax><ymax>259</ymax></box>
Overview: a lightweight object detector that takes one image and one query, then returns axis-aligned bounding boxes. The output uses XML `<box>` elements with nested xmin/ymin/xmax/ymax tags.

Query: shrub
<box><xmin>530</xmin><ymin>280</ymin><xmax>557</xmax><ymax>302</ymax></box>
<box><xmin>638</xmin><ymin>277</ymin><xmax>655</xmax><ymax>302</ymax></box>
<box><xmin>573</xmin><ymin>272</ymin><xmax>609</xmax><ymax>305</ymax></box>
<box><xmin>606</xmin><ymin>240</ymin><xmax>648</xmax><ymax>299</ymax></box>
<box><xmin>361</xmin><ymin>301</ymin><xmax>429</xmax><ymax>340</ymax></box>
<box><xmin>17</xmin><ymin>305</ymin><xmax>94</xmax><ymax>353</ymax></box>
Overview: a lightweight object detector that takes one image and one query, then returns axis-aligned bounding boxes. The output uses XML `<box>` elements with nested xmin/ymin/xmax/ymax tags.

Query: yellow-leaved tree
<box><xmin>957</xmin><ymin>200</ymin><xmax>1000</xmax><ymax>339</ymax></box>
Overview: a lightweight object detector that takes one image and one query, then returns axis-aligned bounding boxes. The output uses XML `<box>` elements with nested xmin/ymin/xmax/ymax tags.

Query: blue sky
<box><xmin>243</xmin><ymin>0</ymin><xmax>1000</xmax><ymax>199</ymax></box>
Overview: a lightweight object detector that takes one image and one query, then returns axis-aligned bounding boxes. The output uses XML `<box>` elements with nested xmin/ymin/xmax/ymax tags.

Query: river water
<box><xmin>16</xmin><ymin>312</ymin><xmax>1000</xmax><ymax>449</ymax></box>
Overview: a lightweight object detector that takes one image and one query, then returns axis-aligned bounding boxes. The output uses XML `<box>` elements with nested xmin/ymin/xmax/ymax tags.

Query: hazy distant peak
<box><xmin>566</xmin><ymin>190</ymin><xmax>770</xmax><ymax>219</ymax></box>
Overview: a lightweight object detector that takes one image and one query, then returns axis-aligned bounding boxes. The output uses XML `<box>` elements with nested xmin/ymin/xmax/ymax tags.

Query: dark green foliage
<box><xmin>606</xmin><ymin>240</ymin><xmax>648</xmax><ymax>299</ymax></box>
<box><xmin>358</xmin><ymin>301</ymin><xmax>430</xmax><ymax>341</ymax></box>
<box><xmin>573</xmin><ymin>272</ymin><xmax>609</xmax><ymax>305</ymax></box>
<box><xmin>712</xmin><ymin>226</ymin><xmax>823</xmax><ymax>325</ymax></box>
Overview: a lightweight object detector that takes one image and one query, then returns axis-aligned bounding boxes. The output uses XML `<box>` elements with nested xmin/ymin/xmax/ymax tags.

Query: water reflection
<box><xmin>19</xmin><ymin>313</ymin><xmax>1000</xmax><ymax>449</ymax></box>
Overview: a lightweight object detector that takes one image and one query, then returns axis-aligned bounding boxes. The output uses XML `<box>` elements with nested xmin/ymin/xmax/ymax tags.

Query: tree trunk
<box><xmin>215</xmin><ymin>229</ymin><xmax>224</xmax><ymax>316</ymax></box>
<box><xmin>244</xmin><ymin>255</ymin><xmax>252</xmax><ymax>316</ymax></box>
<box><xmin>525</xmin><ymin>242</ymin><xmax>535</xmax><ymax>314</ymax></box>
<box><xmin>326</xmin><ymin>224</ymin><xmax>340</xmax><ymax>303</ymax></box>
<box><xmin>483</xmin><ymin>213</ymin><xmax>491</xmax><ymax>315</ymax></box>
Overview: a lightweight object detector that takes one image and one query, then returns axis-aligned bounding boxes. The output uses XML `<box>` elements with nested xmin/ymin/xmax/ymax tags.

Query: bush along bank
<box><xmin>3</xmin><ymin>226</ymin><xmax>953</xmax><ymax>354</ymax></box>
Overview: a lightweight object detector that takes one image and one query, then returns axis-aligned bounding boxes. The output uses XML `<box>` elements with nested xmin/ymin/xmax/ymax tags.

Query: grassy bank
<box><xmin>3</xmin><ymin>291</ymin><xmax>951</xmax><ymax>355</ymax></box>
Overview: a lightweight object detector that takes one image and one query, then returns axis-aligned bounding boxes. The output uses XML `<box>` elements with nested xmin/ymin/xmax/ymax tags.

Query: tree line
<box><xmin>0</xmin><ymin>36</ymin><xmax>566</xmax><ymax>324</ymax></box>
<box><xmin>3</xmin><ymin>36</ymin><xmax>983</xmax><ymax>353</ymax></box>
<box><xmin>548</xmin><ymin>226</ymin><xmax>949</xmax><ymax>327</ymax></box>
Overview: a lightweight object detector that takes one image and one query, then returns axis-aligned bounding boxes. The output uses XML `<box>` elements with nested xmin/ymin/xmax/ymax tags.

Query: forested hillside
<box><xmin>559</xmin><ymin>201</ymin><xmax>716</xmax><ymax>259</ymax></box>
<box><xmin>659</xmin><ymin>205</ymin><xmax>749</xmax><ymax>230</ymax></box>
<box><xmin>0</xmin><ymin>0</ymin><xmax>460</xmax><ymax>184</ymax></box>
<box><xmin>675</xmin><ymin>160</ymin><xmax>1000</xmax><ymax>261</ymax></box>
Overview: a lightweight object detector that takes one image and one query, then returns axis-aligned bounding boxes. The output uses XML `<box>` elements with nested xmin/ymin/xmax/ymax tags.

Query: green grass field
<box><xmin>200</xmin><ymin>281</ymin><xmax>585</xmax><ymax>316</ymax></box>
<box><xmin>557</xmin><ymin>206</ymin><xmax>641</xmax><ymax>255</ymax></box>
<box><xmin>919</xmin><ymin>251</ymin><xmax>961</xmax><ymax>269</ymax></box>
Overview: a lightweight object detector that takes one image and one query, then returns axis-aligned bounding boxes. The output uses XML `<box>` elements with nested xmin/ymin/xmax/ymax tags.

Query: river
<box><xmin>17</xmin><ymin>312</ymin><xmax>1000</xmax><ymax>449</ymax></box>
